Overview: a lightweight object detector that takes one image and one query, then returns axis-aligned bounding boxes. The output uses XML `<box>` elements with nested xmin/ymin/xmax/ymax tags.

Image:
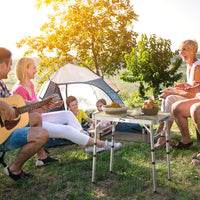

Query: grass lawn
<box><xmin>0</xmin><ymin>119</ymin><xmax>199</xmax><ymax>200</ymax></box>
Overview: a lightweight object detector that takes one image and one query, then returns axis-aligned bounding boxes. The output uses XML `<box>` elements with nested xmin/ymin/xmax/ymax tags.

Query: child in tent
<box><xmin>88</xmin><ymin>98</ymin><xmax>112</xmax><ymax>138</ymax></box>
<box><xmin>66</xmin><ymin>95</ymin><xmax>95</xmax><ymax>130</ymax></box>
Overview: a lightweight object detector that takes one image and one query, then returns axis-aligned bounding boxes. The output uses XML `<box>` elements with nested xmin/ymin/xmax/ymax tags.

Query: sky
<box><xmin>0</xmin><ymin>0</ymin><xmax>200</xmax><ymax>58</ymax></box>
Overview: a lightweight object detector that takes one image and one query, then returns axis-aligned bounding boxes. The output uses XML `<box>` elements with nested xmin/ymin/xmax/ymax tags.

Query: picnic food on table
<box><xmin>103</xmin><ymin>102</ymin><xmax>128</xmax><ymax>114</ymax></box>
<box><xmin>107</xmin><ymin>102</ymin><xmax>121</xmax><ymax>108</ymax></box>
<box><xmin>142</xmin><ymin>99</ymin><xmax>159</xmax><ymax>109</ymax></box>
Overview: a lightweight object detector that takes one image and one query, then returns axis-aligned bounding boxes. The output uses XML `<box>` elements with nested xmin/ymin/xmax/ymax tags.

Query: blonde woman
<box><xmin>12</xmin><ymin>57</ymin><xmax>122</xmax><ymax>156</ymax></box>
<box><xmin>154</xmin><ymin>39</ymin><xmax>200</xmax><ymax>149</ymax></box>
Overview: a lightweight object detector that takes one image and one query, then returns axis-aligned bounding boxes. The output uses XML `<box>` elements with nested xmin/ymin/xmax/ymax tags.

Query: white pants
<box><xmin>161</xmin><ymin>95</ymin><xmax>188</xmax><ymax>121</ymax></box>
<box><xmin>41</xmin><ymin>110</ymin><xmax>90</xmax><ymax>146</ymax></box>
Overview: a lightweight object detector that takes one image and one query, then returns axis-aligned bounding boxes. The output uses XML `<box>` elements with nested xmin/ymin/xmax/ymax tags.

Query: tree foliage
<box><xmin>120</xmin><ymin>34</ymin><xmax>183</xmax><ymax>99</ymax></box>
<box><xmin>17</xmin><ymin>0</ymin><xmax>138</xmax><ymax>83</ymax></box>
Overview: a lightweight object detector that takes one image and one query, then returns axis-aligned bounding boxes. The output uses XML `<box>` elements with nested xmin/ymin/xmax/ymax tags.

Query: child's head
<box><xmin>96</xmin><ymin>98</ymin><xmax>107</xmax><ymax>112</ymax></box>
<box><xmin>66</xmin><ymin>96</ymin><xmax>78</xmax><ymax>111</ymax></box>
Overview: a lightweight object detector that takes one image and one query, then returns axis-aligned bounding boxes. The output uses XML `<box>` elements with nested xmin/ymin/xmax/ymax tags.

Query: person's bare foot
<box><xmin>154</xmin><ymin>135</ymin><xmax>171</xmax><ymax>149</ymax></box>
<box><xmin>154</xmin><ymin>136</ymin><xmax>166</xmax><ymax>149</ymax></box>
<box><xmin>191</xmin><ymin>152</ymin><xmax>200</xmax><ymax>164</ymax></box>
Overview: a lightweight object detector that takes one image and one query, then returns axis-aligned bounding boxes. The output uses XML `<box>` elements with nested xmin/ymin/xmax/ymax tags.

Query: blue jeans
<box><xmin>101</xmin><ymin>122</ymin><xmax>142</xmax><ymax>139</ymax></box>
<box><xmin>115</xmin><ymin>122</ymin><xmax>142</xmax><ymax>133</ymax></box>
<box><xmin>0</xmin><ymin>127</ymin><xmax>30</xmax><ymax>152</ymax></box>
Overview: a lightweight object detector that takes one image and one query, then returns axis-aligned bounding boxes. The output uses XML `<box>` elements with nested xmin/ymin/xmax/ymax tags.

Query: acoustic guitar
<box><xmin>0</xmin><ymin>94</ymin><xmax>59</xmax><ymax>144</ymax></box>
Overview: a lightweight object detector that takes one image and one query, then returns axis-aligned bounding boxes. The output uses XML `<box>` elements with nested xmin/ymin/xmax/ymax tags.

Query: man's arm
<box><xmin>25</xmin><ymin>96</ymin><xmax>64</xmax><ymax>113</ymax></box>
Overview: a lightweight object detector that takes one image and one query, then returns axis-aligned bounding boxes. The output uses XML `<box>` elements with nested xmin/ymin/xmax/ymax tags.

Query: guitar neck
<box><xmin>18</xmin><ymin>99</ymin><xmax>51</xmax><ymax>114</ymax></box>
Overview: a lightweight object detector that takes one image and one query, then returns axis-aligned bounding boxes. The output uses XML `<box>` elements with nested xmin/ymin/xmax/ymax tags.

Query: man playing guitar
<box><xmin>0</xmin><ymin>47</ymin><xmax>61</xmax><ymax>181</ymax></box>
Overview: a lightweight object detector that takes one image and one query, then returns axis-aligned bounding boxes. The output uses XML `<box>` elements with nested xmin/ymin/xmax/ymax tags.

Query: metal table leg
<box><xmin>109</xmin><ymin>122</ymin><xmax>116</xmax><ymax>172</ymax></box>
<box><xmin>92</xmin><ymin>119</ymin><xmax>98</xmax><ymax>183</ymax></box>
<box><xmin>150</xmin><ymin>123</ymin><xmax>157</xmax><ymax>192</ymax></box>
<box><xmin>165</xmin><ymin>120</ymin><xmax>171</xmax><ymax>181</ymax></box>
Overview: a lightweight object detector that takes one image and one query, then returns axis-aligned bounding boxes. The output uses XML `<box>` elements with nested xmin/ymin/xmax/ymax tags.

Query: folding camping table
<box><xmin>91</xmin><ymin>111</ymin><xmax>171</xmax><ymax>192</ymax></box>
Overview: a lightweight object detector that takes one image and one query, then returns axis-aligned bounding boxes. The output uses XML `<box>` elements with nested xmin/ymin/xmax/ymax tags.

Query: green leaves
<box><xmin>121</xmin><ymin>34</ymin><xmax>183</xmax><ymax>99</ymax></box>
<box><xmin>18</xmin><ymin>0</ymin><xmax>138</xmax><ymax>83</ymax></box>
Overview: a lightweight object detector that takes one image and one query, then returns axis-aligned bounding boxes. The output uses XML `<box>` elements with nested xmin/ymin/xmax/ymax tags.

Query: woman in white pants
<box><xmin>41</xmin><ymin>110</ymin><xmax>100</xmax><ymax>147</ymax></box>
<box><xmin>12</xmin><ymin>57</ymin><xmax>122</xmax><ymax>165</ymax></box>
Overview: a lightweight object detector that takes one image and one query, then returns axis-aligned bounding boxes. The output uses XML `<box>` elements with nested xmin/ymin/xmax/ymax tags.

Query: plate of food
<box><xmin>102</xmin><ymin>102</ymin><xmax>129</xmax><ymax>115</ymax></box>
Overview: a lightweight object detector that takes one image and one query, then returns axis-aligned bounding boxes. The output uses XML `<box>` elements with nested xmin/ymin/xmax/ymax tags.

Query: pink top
<box><xmin>12</xmin><ymin>81</ymin><xmax>38</xmax><ymax>101</ymax></box>
<box><xmin>98</xmin><ymin>120</ymin><xmax>111</xmax><ymax>129</ymax></box>
<box><xmin>89</xmin><ymin>110</ymin><xmax>111</xmax><ymax>132</ymax></box>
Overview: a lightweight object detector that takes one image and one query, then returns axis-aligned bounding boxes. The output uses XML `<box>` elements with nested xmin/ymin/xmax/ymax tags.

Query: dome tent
<box><xmin>37</xmin><ymin>63</ymin><xmax>123</xmax><ymax>110</ymax></box>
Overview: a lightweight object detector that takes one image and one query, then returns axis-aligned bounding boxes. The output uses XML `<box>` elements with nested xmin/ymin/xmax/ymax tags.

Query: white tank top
<box><xmin>186</xmin><ymin>59</ymin><xmax>200</xmax><ymax>98</ymax></box>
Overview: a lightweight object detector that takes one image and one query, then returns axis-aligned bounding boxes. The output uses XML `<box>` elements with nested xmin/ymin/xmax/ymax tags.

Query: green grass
<box><xmin>0</xmin><ymin>119</ymin><xmax>199</xmax><ymax>200</ymax></box>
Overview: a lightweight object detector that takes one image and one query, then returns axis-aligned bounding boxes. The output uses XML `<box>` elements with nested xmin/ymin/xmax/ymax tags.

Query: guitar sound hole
<box><xmin>5</xmin><ymin>118</ymin><xmax>21</xmax><ymax>130</ymax></box>
<box><xmin>4</xmin><ymin>107</ymin><xmax>21</xmax><ymax>130</ymax></box>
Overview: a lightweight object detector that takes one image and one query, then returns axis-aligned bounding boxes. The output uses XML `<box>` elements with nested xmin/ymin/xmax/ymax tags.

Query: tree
<box><xmin>120</xmin><ymin>34</ymin><xmax>183</xmax><ymax>100</ymax></box>
<box><xmin>17</xmin><ymin>0</ymin><xmax>138</xmax><ymax>83</ymax></box>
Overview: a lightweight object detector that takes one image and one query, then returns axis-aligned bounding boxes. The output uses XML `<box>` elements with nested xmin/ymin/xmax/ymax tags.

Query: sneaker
<box><xmin>3</xmin><ymin>166</ymin><xmax>34</xmax><ymax>181</ymax></box>
<box><xmin>103</xmin><ymin>140</ymin><xmax>122</xmax><ymax>151</ymax></box>
<box><xmin>36</xmin><ymin>156</ymin><xmax>59</xmax><ymax>167</ymax></box>
<box><xmin>85</xmin><ymin>146</ymin><xmax>105</xmax><ymax>153</ymax></box>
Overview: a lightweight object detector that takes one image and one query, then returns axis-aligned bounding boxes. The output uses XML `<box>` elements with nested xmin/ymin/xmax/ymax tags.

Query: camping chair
<box><xmin>88</xmin><ymin>123</ymin><xmax>114</xmax><ymax>140</ymax></box>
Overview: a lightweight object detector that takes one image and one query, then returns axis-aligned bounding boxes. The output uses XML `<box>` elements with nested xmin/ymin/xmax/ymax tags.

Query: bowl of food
<box><xmin>141</xmin><ymin>99</ymin><xmax>159</xmax><ymax>115</ymax></box>
<box><xmin>102</xmin><ymin>102</ymin><xmax>129</xmax><ymax>115</ymax></box>
<box><xmin>141</xmin><ymin>107</ymin><xmax>159</xmax><ymax>115</ymax></box>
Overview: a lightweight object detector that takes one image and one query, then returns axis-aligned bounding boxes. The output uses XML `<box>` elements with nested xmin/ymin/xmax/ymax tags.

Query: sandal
<box><xmin>172</xmin><ymin>141</ymin><xmax>193</xmax><ymax>150</ymax></box>
<box><xmin>3</xmin><ymin>166</ymin><xmax>34</xmax><ymax>181</ymax></box>
<box><xmin>191</xmin><ymin>152</ymin><xmax>200</xmax><ymax>164</ymax></box>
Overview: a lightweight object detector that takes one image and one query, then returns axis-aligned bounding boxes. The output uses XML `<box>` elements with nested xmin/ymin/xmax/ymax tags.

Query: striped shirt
<box><xmin>0</xmin><ymin>80</ymin><xmax>11</xmax><ymax>98</ymax></box>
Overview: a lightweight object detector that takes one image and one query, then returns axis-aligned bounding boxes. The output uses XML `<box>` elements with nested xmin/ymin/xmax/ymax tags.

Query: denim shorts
<box><xmin>0</xmin><ymin>127</ymin><xmax>30</xmax><ymax>152</ymax></box>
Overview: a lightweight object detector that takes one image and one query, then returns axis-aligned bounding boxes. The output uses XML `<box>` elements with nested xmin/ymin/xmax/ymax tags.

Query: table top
<box><xmin>94</xmin><ymin>110</ymin><xmax>171</xmax><ymax>125</ymax></box>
